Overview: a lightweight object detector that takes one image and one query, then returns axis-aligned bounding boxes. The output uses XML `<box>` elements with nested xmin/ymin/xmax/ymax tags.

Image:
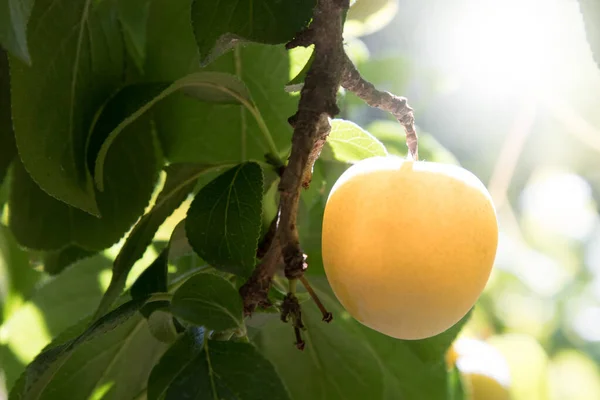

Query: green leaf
<box><xmin>92</xmin><ymin>73</ymin><xmax>252</xmax><ymax>190</ymax></box>
<box><xmin>0</xmin><ymin>49</ymin><xmax>16</xmax><ymax>184</ymax></box>
<box><xmin>145</xmin><ymin>0</ymin><xmax>296</xmax><ymax>165</ymax></box>
<box><xmin>12</xmin><ymin>302</ymin><xmax>168</xmax><ymax>400</ymax></box>
<box><xmin>131</xmin><ymin>249</ymin><xmax>169</xmax><ymax>318</ymax></box>
<box><xmin>8</xmin><ymin>114</ymin><xmax>159</xmax><ymax>251</ymax></box>
<box><xmin>115</xmin><ymin>0</ymin><xmax>151</xmax><ymax>71</ymax></box>
<box><xmin>38</xmin><ymin>245</ymin><xmax>96</xmax><ymax>275</ymax></box>
<box><xmin>0</xmin><ymin>0</ymin><xmax>34</xmax><ymax>63</ymax></box>
<box><xmin>579</xmin><ymin>0</ymin><xmax>600</xmax><ymax>69</ymax></box>
<box><xmin>9</xmin><ymin>0</ymin><xmax>126</xmax><ymax>215</ymax></box>
<box><xmin>286</xmin><ymin>49</ymin><xmax>314</xmax><ymax>92</ymax></box>
<box><xmin>448</xmin><ymin>365</ymin><xmax>467</xmax><ymax>400</ymax></box>
<box><xmin>148</xmin><ymin>327</ymin><xmax>290</xmax><ymax>400</ymax></box>
<box><xmin>191</xmin><ymin>0</ymin><xmax>316</xmax><ymax>64</ymax></box>
<box><xmin>0</xmin><ymin>225</ymin><xmax>42</xmax><ymax>325</ymax></box>
<box><xmin>147</xmin><ymin>309</ymin><xmax>180</xmax><ymax>344</ymax></box>
<box><xmin>94</xmin><ymin>163</ymin><xmax>218</xmax><ymax>319</ymax></box>
<box><xmin>185</xmin><ymin>163</ymin><xmax>263</xmax><ymax>277</ymax></box>
<box><xmin>255</xmin><ymin>278</ymin><xmax>462</xmax><ymax>400</ymax></box>
<box><xmin>20</xmin><ymin>300</ymin><xmax>144</xmax><ymax>400</ymax></box>
<box><xmin>131</xmin><ymin>250</ymin><xmax>169</xmax><ymax>302</ymax></box>
<box><xmin>324</xmin><ymin>119</ymin><xmax>388</xmax><ymax>163</ymax></box>
<box><xmin>0</xmin><ymin>254</ymin><xmax>111</xmax><ymax>389</ymax></box>
<box><xmin>170</xmin><ymin>273</ymin><xmax>244</xmax><ymax>331</ymax></box>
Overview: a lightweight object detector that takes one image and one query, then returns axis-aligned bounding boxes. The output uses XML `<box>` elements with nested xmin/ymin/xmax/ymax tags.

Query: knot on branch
<box><xmin>283</xmin><ymin>245</ymin><xmax>307</xmax><ymax>279</ymax></box>
<box><xmin>239</xmin><ymin>276</ymin><xmax>272</xmax><ymax>316</ymax></box>
<box><xmin>286</xmin><ymin>28</ymin><xmax>315</xmax><ymax>49</ymax></box>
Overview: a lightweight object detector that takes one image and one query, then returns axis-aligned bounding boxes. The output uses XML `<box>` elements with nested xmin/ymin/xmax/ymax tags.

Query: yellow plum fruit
<box><xmin>451</xmin><ymin>338</ymin><xmax>512</xmax><ymax>400</ymax></box>
<box><xmin>322</xmin><ymin>156</ymin><xmax>498</xmax><ymax>339</ymax></box>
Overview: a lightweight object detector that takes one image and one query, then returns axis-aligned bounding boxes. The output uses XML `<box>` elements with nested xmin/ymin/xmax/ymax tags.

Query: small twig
<box><xmin>340</xmin><ymin>53</ymin><xmax>419</xmax><ymax>160</ymax></box>
<box><xmin>299</xmin><ymin>275</ymin><xmax>333</xmax><ymax>322</ymax></box>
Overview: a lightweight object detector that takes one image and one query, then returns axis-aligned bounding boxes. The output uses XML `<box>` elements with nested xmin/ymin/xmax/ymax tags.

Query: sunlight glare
<box><xmin>442</xmin><ymin>0</ymin><xmax>583</xmax><ymax>95</ymax></box>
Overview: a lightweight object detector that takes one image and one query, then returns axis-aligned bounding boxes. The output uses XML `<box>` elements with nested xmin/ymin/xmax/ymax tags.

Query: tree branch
<box><xmin>340</xmin><ymin>53</ymin><xmax>419</xmax><ymax>160</ymax></box>
<box><xmin>239</xmin><ymin>0</ymin><xmax>349</xmax><ymax>314</ymax></box>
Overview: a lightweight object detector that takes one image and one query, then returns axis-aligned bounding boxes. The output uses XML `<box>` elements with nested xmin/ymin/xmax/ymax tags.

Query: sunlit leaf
<box><xmin>0</xmin><ymin>254</ymin><xmax>110</xmax><ymax>388</ymax></box>
<box><xmin>325</xmin><ymin>119</ymin><xmax>388</xmax><ymax>163</ymax></box>
<box><xmin>11</xmin><ymin>302</ymin><xmax>168</xmax><ymax>400</ymax></box>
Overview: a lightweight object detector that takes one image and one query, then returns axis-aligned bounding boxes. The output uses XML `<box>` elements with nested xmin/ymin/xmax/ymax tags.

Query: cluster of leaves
<box><xmin>1</xmin><ymin>0</ymin><xmax>470</xmax><ymax>399</ymax></box>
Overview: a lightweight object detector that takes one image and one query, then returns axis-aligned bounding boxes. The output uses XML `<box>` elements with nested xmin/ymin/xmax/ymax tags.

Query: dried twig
<box><xmin>341</xmin><ymin>53</ymin><xmax>419</xmax><ymax>160</ymax></box>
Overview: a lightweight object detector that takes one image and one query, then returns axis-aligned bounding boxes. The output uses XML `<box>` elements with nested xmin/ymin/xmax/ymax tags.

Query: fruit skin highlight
<box><xmin>321</xmin><ymin>156</ymin><xmax>498</xmax><ymax>340</ymax></box>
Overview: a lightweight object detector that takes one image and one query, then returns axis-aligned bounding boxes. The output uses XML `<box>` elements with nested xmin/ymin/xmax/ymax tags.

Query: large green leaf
<box><xmin>170</xmin><ymin>273</ymin><xmax>244</xmax><ymax>331</ymax></box>
<box><xmin>191</xmin><ymin>0</ymin><xmax>316</xmax><ymax>64</ymax></box>
<box><xmin>579</xmin><ymin>0</ymin><xmax>600</xmax><ymax>68</ymax></box>
<box><xmin>9</xmin><ymin>0</ymin><xmax>125</xmax><ymax>215</ymax></box>
<box><xmin>92</xmin><ymin>73</ymin><xmax>253</xmax><ymax>190</ymax></box>
<box><xmin>0</xmin><ymin>0</ymin><xmax>34</xmax><ymax>63</ymax></box>
<box><xmin>0</xmin><ymin>49</ymin><xmax>16</xmax><ymax>184</ymax></box>
<box><xmin>8</xmin><ymin>115</ymin><xmax>159</xmax><ymax>251</ymax></box>
<box><xmin>145</xmin><ymin>0</ymin><xmax>296</xmax><ymax>165</ymax></box>
<box><xmin>94</xmin><ymin>163</ymin><xmax>219</xmax><ymax>319</ymax></box>
<box><xmin>185</xmin><ymin>163</ymin><xmax>263</xmax><ymax>277</ymax></box>
<box><xmin>38</xmin><ymin>246</ymin><xmax>96</xmax><ymax>275</ymax></box>
<box><xmin>116</xmin><ymin>0</ymin><xmax>151</xmax><ymax>71</ymax></box>
<box><xmin>255</xmin><ymin>278</ymin><xmax>469</xmax><ymax>400</ymax></box>
<box><xmin>324</xmin><ymin>119</ymin><xmax>388</xmax><ymax>163</ymax></box>
<box><xmin>0</xmin><ymin>225</ymin><xmax>42</xmax><ymax>325</ymax></box>
<box><xmin>147</xmin><ymin>327</ymin><xmax>290</xmax><ymax>400</ymax></box>
<box><xmin>0</xmin><ymin>254</ymin><xmax>111</xmax><ymax>389</ymax></box>
<box><xmin>10</xmin><ymin>302</ymin><xmax>168</xmax><ymax>400</ymax></box>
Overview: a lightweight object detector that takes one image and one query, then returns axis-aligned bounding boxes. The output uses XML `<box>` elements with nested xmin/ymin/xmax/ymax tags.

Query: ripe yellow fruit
<box><xmin>322</xmin><ymin>156</ymin><xmax>498</xmax><ymax>339</ymax></box>
<box><xmin>449</xmin><ymin>338</ymin><xmax>512</xmax><ymax>400</ymax></box>
<box><xmin>465</xmin><ymin>373</ymin><xmax>512</xmax><ymax>400</ymax></box>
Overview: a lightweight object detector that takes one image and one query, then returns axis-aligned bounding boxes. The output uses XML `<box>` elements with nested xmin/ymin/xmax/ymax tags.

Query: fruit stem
<box><xmin>294</xmin><ymin>326</ymin><xmax>305</xmax><ymax>350</ymax></box>
<box><xmin>288</xmin><ymin>278</ymin><xmax>298</xmax><ymax>295</ymax></box>
<box><xmin>299</xmin><ymin>275</ymin><xmax>333</xmax><ymax>323</ymax></box>
<box><xmin>340</xmin><ymin>52</ymin><xmax>418</xmax><ymax>160</ymax></box>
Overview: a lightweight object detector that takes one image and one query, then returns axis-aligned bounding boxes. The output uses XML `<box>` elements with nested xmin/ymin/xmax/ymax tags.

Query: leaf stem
<box><xmin>146</xmin><ymin>292</ymin><xmax>173</xmax><ymax>304</ymax></box>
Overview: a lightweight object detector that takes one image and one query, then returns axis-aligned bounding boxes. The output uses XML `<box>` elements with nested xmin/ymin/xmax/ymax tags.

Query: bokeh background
<box><xmin>2</xmin><ymin>0</ymin><xmax>600</xmax><ymax>399</ymax></box>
